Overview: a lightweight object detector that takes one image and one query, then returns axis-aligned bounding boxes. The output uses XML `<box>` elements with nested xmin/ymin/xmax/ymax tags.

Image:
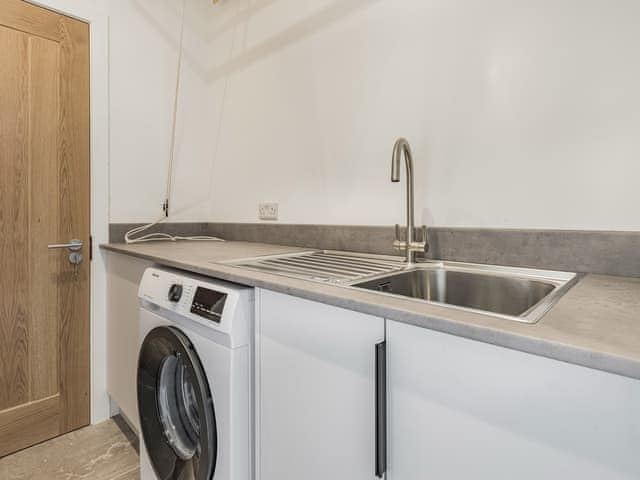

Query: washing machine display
<box><xmin>138</xmin><ymin>326</ymin><xmax>217</xmax><ymax>480</ymax></box>
<box><xmin>190</xmin><ymin>287</ymin><xmax>227</xmax><ymax>323</ymax></box>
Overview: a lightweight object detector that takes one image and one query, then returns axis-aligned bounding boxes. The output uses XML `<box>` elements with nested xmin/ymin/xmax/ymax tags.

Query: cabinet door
<box><xmin>387</xmin><ymin>320</ymin><xmax>640</xmax><ymax>480</ymax></box>
<box><xmin>106</xmin><ymin>252</ymin><xmax>152</xmax><ymax>433</ymax></box>
<box><xmin>257</xmin><ymin>289</ymin><xmax>385</xmax><ymax>480</ymax></box>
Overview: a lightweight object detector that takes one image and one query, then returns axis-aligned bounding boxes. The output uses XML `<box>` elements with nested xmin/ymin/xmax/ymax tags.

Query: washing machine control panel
<box><xmin>140</xmin><ymin>267</ymin><xmax>254</xmax><ymax>345</ymax></box>
<box><xmin>190</xmin><ymin>287</ymin><xmax>227</xmax><ymax>323</ymax></box>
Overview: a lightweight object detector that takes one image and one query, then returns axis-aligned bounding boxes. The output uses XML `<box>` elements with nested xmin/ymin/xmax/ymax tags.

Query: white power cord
<box><xmin>125</xmin><ymin>0</ymin><xmax>223</xmax><ymax>245</ymax></box>
<box><xmin>124</xmin><ymin>219</ymin><xmax>223</xmax><ymax>243</ymax></box>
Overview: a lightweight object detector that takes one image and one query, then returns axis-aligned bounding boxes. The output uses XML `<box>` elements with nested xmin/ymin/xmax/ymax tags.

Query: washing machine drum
<box><xmin>138</xmin><ymin>326</ymin><xmax>217</xmax><ymax>480</ymax></box>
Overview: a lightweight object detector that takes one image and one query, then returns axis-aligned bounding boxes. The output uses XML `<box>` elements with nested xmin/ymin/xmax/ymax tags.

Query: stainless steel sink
<box><xmin>352</xmin><ymin>262</ymin><xmax>579</xmax><ymax>324</ymax></box>
<box><xmin>226</xmin><ymin>250</ymin><xmax>579</xmax><ymax>324</ymax></box>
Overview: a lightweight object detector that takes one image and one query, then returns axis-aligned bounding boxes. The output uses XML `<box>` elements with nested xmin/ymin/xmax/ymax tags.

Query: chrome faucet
<box><xmin>391</xmin><ymin>138</ymin><xmax>428</xmax><ymax>264</ymax></box>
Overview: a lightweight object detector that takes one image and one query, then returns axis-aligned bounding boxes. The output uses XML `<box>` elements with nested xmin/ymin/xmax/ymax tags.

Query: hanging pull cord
<box><xmin>164</xmin><ymin>0</ymin><xmax>185</xmax><ymax>216</ymax></box>
<box><xmin>125</xmin><ymin>0</ymin><xmax>223</xmax><ymax>245</ymax></box>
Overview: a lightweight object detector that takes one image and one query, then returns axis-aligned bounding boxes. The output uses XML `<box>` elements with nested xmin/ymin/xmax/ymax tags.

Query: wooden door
<box><xmin>0</xmin><ymin>0</ymin><xmax>90</xmax><ymax>457</ymax></box>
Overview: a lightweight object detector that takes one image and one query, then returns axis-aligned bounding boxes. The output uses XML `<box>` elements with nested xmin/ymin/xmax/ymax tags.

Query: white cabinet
<box><xmin>105</xmin><ymin>251</ymin><xmax>152</xmax><ymax>433</ymax></box>
<box><xmin>386</xmin><ymin>320</ymin><xmax>640</xmax><ymax>480</ymax></box>
<box><xmin>256</xmin><ymin>289</ymin><xmax>385</xmax><ymax>480</ymax></box>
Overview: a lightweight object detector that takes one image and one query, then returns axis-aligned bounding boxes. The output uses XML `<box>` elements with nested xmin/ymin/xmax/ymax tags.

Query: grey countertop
<box><xmin>101</xmin><ymin>241</ymin><xmax>640</xmax><ymax>380</ymax></box>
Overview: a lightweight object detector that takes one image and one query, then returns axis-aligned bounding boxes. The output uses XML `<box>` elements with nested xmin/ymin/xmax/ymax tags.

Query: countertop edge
<box><xmin>100</xmin><ymin>243</ymin><xmax>640</xmax><ymax>381</ymax></box>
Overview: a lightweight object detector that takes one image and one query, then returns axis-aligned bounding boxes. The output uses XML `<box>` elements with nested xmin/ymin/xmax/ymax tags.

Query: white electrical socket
<box><xmin>258</xmin><ymin>202</ymin><xmax>279</xmax><ymax>221</ymax></box>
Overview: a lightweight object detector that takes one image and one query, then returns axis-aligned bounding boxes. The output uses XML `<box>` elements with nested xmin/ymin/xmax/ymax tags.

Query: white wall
<box><xmin>108</xmin><ymin>0</ymin><xmax>188</xmax><ymax>222</ymax></box>
<box><xmin>110</xmin><ymin>0</ymin><xmax>640</xmax><ymax>230</ymax></box>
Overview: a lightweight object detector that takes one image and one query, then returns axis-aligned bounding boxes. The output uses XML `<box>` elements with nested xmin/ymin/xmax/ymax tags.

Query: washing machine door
<box><xmin>138</xmin><ymin>326</ymin><xmax>217</xmax><ymax>480</ymax></box>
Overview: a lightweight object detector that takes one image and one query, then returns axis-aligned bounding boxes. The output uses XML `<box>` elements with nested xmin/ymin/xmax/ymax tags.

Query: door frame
<box><xmin>26</xmin><ymin>0</ymin><xmax>111</xmax><ymax>425</ymax></box>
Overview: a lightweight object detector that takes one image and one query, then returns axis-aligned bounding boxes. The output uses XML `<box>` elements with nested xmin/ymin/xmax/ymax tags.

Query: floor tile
<box><xmin>0</xmin><ymin>416</ymin><xmax>139</xmax><ymax>480</ymax></box>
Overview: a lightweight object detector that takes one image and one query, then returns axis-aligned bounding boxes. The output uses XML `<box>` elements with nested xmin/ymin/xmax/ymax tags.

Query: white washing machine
<box><xmin>137</xmin><ymin>267</ymin><xmax>253</xmax><ymax>480</ymax></box>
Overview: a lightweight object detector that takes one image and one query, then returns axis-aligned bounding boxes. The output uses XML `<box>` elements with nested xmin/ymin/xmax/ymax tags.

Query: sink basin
<box><xmin>352</xmin><ymin>262</ymin><xmax>579</xmax><ymax>324</ymax></box>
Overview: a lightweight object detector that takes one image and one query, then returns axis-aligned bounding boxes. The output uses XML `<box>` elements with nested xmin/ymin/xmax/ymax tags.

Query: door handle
<box><xmin>48</xmin><ymin>239</ymin><xmax>83</xmax><ymax>251</ymax></box>
<box><xmin>375</xmin><ymin>341</ymin><xmax>387</xmax><ymax>478</ymax></box>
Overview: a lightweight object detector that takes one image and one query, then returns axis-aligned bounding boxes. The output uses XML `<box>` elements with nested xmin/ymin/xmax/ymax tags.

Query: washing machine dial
<box><xmin>168</xmin><ymin>283</ymin><xmax>183</xmax><ymax>302</ymax></box>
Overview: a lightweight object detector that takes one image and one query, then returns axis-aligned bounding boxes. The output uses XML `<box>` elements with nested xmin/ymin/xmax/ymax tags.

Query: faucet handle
<box><xmin>417</xmin><ymin>225</ymin><xmax>429</xmax><ymax>253</ymax></box>
<box><xmin>405</xmin><ymin>225</ymin><xmax>429</xmax><ymax>254</ymax></box>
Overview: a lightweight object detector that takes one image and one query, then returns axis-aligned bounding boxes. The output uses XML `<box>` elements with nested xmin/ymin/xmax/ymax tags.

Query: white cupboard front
<box><xmin>256</xmin><ymin>289</ymin><xmax>385</xmax><ymax>480</ymax></box>
<box><xmin>386</xmin><ymin>319</ymin><xmax>640</xmax><ymax>480</ymax></box>
<box><xmin>105</xmin><ymin>252</ymin><xmax>152</xmax><ymax>433</ymax></box>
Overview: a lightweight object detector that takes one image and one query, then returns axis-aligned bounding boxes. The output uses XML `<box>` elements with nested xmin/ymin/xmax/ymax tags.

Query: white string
<box><xmin>125</xmin><ymin>0</ymin><xmax>223</xmax><ymax>244</ymax></box>
<box><xmin>124</xmin><ymin>219</ymin><xmax>223</xmax><ymax>243</ymax></box>
<box><xmin>165</xmin><ymin>0</ymin><xmax>186</xmax><ymax>210</ymax></box>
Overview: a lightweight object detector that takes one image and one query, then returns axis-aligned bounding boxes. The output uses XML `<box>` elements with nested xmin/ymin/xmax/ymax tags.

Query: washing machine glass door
<box><xmin>138</xmin><ymin>326</ymin><xmax>217</xmax><ymax>480</ymax></box>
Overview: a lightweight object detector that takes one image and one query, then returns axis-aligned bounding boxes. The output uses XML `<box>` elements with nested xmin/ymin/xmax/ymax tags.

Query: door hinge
<box><xmin>89</xmin><ymin>235</ymin><xmax>93</xmax><ymax>261</ymax></box>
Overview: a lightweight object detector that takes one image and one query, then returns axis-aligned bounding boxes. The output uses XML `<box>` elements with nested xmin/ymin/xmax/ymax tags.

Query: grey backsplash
<box><xmin>109</xmin><ymin>223</ymin><xmax>640</xmax><ymax>278</ymax></box>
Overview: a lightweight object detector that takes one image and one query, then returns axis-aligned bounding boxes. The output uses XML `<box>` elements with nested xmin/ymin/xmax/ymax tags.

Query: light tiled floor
<box><xmin>0</xmin><ymin>416</ymin><xmax>139</xmax><ymax>480</ymax></box>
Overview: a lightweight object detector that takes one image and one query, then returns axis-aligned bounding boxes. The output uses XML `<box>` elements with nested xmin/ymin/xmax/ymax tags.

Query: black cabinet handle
<box><xmin>375</xmin><ymin>341</ymin><xmax>387</xmax><ymax>478</ymax></box>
